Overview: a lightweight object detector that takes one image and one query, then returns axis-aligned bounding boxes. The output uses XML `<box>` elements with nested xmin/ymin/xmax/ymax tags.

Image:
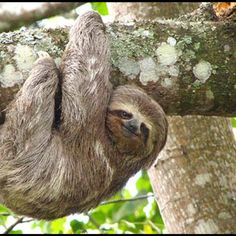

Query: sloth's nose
<box><xmin>124</xmin><ymin>119</ymin><xmax>139</xmax><ymax>134</ymax></box>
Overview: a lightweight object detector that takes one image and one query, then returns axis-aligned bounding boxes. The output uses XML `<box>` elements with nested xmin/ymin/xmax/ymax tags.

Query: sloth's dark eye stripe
<box><xmin>140</xmin><ymin>123</ymin><xmax>149</xmax><ymax>144</ymax></box>
<box><xmin>109</xmin><ymin>109</ymin><xmax>133</xmax><ymax>120</ymax></box>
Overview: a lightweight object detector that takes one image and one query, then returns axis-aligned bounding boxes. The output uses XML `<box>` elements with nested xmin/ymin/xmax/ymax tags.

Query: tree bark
<box><xmin>0</xmin><ymin>2</ymin><xmax>85</xmax><ymax>33</ymax></box>
<box><xmin>0</xmin><ymin>19</ymin><xmax>236</xmax><ymax>117</ymax></box>
<box><xmin>108</xmin><ymin>2</ymin><xmax>236</xmax><ymax>234</ymax></box>
<box><xmin>107</xmin><ymin>2</ymin><xmax>200</xmax><ymax>21</ymax></box>
<box><xmin>148</xmin><ymin>116</ymin><xmax>236</xmax><ymax>233</ymax></box>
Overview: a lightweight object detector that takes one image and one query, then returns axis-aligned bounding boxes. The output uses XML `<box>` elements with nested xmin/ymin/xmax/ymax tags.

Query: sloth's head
<box><xmin>106</xmin><ymin>85</ymin><xmax>168</xmax><ymax>159</ymax></box>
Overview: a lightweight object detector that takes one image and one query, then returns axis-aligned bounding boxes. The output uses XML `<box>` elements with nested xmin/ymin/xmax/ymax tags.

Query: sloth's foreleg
<box><xmin>0</xmin><ymin>52</ymin><xmax>59</xmax><ymax>155</ymax></box>
<box><xmin>60</xmin><ymin>11</ymin><xmax>111</xmax><ymax>140</ymax></box>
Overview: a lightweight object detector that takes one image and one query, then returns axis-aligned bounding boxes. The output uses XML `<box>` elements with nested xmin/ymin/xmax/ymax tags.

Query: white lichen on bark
<box><xmin>156</xmin><ymin>43</ymin><xmax>179</xmax><ymax>66</ymax></box>
<box><xmin>193</xmin><ymin>60</ymin><xmax>212</xmax><ymax>83</ymax></box>
<box><xmin>194</xmin><ymin>219</ymin><xmax>219</xmax><ymax>234</ymax></box>
<box><xmin>14</xmin><ymin>44</ymin><xmax>37</xmax><ymax>71</ymax></box>
<box><xmin>0</xmin><ymin>64</ymin><xmax>23</xmax><ymax>87</ymax></box>
<box><xmin>139</xmin><ymin>57</ymin><xmax>159</xmax><ymax>85</ymax></box>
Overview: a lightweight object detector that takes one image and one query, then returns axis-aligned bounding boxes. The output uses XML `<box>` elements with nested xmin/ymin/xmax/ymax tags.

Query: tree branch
<box><xmin>3</xmin><ymin>217</ymin><xmax>24</xmax><ymax>234</ymax></box>
<box><xmin>100</xmin><ymin>194</ymin><xmax>155</xmax><ymax>206</ymax></box>
<box><xmin>0</xmin><ymin>19</ymin><xmax>235</xmax><ymax>117</ymax></box>
<box><xmin>0</xmin><ymin>2</ymin><xmax>86</xmax><ymax>33</ymax></box>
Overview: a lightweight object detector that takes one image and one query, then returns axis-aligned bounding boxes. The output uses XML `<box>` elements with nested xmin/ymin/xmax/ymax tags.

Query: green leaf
<box><xmin>91</xmin><ymin>211</ymin><xmax>106</xmax><ymax>225</ymax></box>
<box><xmin>0</xmin><ymin>204</ymin><xmax>11</xmax><ymax>213</ymax></box>
<box><xmin>136</xmin><ymin>171</ymin><xmax>153</xmax><ymax>193</ymax></box>
<box><xmin>113</xmin><ymin>200</ymin><xmax>144</xmax><ymax>222</ymax></box>
<box><xmin>91</xmin><ymin>2</ymin><xmax>109</xmax><ymax>16</ymax></box>
<box><xmin>50</xmin><ymin>217</ymin><xmax>66</xmax><ymax>233</ymax></box>
<box><xmin>143</xmin><ymin>224</ymin><xmax>154</xmax><ymax>234</ymax></box>
<box><xmin>9</xmin><ymin>230</ymin><xmax>23</xmax><ymax>234</ymax></box>
<box><xmin>231</xmin><ymin>118</ymin><xmax>236</xmax><ymax>128</ymax></box>
<box><xmin>70</xmin><ymin>219</ymin><xmax>84</xmax><ymax>233</ymax></box>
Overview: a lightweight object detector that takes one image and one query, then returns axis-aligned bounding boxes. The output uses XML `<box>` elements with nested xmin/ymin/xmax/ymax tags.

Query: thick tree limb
<box><xmin>0</xmin><ymin>2</ymin><xmax>85</xmax><ymax>33</ymax></box>
<box><xmin>0</xmin><ymin>20</ymin><xmax>235</xmax><ymax>117</ymax></box>
<box><xmin>107</xmin><ymin>2</ymin><xmax>200</xmax><ymax>21</ymax></box>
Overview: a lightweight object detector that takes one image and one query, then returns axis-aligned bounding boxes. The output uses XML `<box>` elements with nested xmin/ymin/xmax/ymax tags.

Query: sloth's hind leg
<box><xmin>1</xmin><ymin>52</ymin><xmax>59</xmax><ymax>152</ymax></box>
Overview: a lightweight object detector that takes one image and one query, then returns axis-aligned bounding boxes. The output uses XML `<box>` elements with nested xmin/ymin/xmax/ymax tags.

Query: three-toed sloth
<box><xmin>0</xmin><ymin>11</ymin><xmax>168</xmax><ymax>220</ymax></box>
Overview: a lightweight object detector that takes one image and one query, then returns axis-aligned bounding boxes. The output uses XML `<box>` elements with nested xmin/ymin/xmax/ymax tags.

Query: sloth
<box><xmin>0</xmin><ymin>11</ymin><xmax>168</xmax><ymax>220</ymax></box>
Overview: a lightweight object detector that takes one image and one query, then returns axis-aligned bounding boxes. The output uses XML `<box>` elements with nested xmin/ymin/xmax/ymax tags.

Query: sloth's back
<box><xmin>0</xmin><ymin>134</ymin><xmax>114</xmax><ymax>220</ymax></box>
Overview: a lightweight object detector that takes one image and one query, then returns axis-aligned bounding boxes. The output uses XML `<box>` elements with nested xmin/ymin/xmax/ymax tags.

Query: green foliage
<box><xmin>90</xmin><ymin>2</ymin><xmax>109</xmax><ymax>15</ymax></box>
<box><xmin>9</xmin><ymin>230</ymin><xmax>23</xmax><ymax>234</ymax></box>
<box><xmin>70</xmin><ymin>219</ymin><xmax>85</xmax><ymax>234</ymax></box>
<box><xmin>0</xmin><ymin>171</ymin><xmax>164</xmax><ymax>234</ymax></box>
<box><xmin>232</xmin><ymin>118</ymin><xmax>236</xmax><ymax>128</ymax></box>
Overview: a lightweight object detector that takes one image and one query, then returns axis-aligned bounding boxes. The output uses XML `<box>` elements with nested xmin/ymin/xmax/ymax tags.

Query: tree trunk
<box><xmin>149</xmin><ymin>116</ymin><xmax>236</xmax><ymax>233</ymax></box>
<box><xmin>108</xmin><ymin>2</ymin><xmax>236</xmax><ymax>234</ymax></box>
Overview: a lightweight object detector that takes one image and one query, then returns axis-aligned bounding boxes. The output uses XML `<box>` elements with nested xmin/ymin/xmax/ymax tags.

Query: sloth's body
<box><xmin>0</xmin><ymin>12</ymin><xmax>167</xmax><ymax>220</ymax></box>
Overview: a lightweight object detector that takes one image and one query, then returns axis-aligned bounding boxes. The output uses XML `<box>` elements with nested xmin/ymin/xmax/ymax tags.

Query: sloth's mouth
<box><xmin>122</xmin><ymin>124</ymin><xmax>139</xmax><ymax>137</ymax></box>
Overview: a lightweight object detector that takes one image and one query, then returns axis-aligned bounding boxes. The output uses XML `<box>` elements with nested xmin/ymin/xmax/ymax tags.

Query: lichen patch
<box><xmin>168</xmin><ymin>65</ymin><xmax>179</xmax><ymax>77</ymax></box>
<box><xmin>193</xmin><ymin>60</ymin><xmax>212</xmax><ymax>83</ymax></box>
<box><xmin>218</xmin><ymin>212</ymin><xmax>231</xmax><ymax>220</ymax></box>
<box><xmin>187</xmin><ymin>203</ymin><xmax>197</xmax><ymax>216</ymax></box>
<box><xmin>167</xmin><ymin>37</ymin><xmax>177</xmax><ymax>46</ymax></box>
<box><xmin>194</xmin><ymin>219</ymin><xmax>219</xmax><ymax>234</ymax></box>
<box><xmin>156</xmin><ymin>43</ymin><xmax>178</xmax><ymax>66</ymax></box>
<box><xmin>206</xmin><ymin>90</ymin><xmax>214</xmax><ymax>100</ymax></box>
<box><xmin>194</xmin><ymin>173</ymin><xmax>212</xmax><ymax>186</ymax></box>
<box><xmin>117</xmin><ymin>57</ymin><xmax>140</xmax><ymax>78</ymax></box>
<box><xmin>0</xmin><ymin>64</ymin><xmax>23</xmax><ymax>88</ymax></box>
<box><xmin>139</xmin><ymin>57</ymin><xmax>159</xmax><ymax>85</ymax></box>
<box><xmin>223</xmin><ymin>45</ymin><xmax>230</xmax><ymax>53</ymax></box>
<box><xmin>161</xmin><ymin>78</ymin><xmax>173</xmax><ymax>88</ymax></box>
<box><xmin>14</xmin><ymin>44</ymin><xmax>37</xmax><ymax>71</ymax></box>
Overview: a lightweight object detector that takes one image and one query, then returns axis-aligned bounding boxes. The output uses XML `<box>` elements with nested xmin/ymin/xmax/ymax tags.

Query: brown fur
<box><xmin>0</xmin><ymin>11</ymin><xmax>168</xmax><ymax>220</ymax></box>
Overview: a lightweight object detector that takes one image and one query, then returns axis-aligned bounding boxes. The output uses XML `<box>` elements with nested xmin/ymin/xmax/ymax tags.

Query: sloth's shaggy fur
<box><xmin>0</xmin><ymin>11</ymin><xmax>168</xmax><ymax>220</ymax></box>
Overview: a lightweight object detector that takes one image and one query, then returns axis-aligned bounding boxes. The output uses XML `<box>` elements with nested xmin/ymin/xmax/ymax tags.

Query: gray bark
<box><xmin>148</xmin><ymin>116</ymin><xmax>236</xmax><ymax>233</ymax></box>
<box><xmin>0</xmin><ymin>20</ymin><xmax>236</xmax><ymax>117</ymax></box>
<box><xmin>107</xmin><ymin>2</ymin><xmax>200</xmax><ymax>21</ymax></box>
<box><xmin>0</xmin><ymin>2</ymin><xmax>85</xmax><ymax>33</ymax></box>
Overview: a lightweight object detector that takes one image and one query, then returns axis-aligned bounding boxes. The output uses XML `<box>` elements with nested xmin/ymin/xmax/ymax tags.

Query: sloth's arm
<box><xmin>60</xmin><ymin>11</ymin><xmax>111</xmax><ymax>137</ymax></box>
<box><xmin>0</xmin><ymin>54</ymin><xmax>59</xmax><ymax>154</ymax></box>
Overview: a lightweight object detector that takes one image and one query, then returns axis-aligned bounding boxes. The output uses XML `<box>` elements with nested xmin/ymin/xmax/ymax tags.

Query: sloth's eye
<box><xmin>109</xmin><ymin>109</ymin><xmax>132</xmax><ymax>119</ymax></box>
<box><xmin>115</xmin><ymin>110</ymin><xmax>132</xmax><ymax>119</ymax></box>
<box><xmin>119</xmin><ymin>110</ymin><xmax>132</xmax><ymax>120</ymax></box>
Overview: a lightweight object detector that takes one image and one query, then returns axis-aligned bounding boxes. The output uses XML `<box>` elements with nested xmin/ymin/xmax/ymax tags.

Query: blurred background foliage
<box><xmin>0</xmin><ymin>2</ymin><xmax>235</xmax><ymax>234</ymax></box>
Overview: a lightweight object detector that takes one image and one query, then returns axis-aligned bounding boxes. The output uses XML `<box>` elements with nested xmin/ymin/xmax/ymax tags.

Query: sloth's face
<box><xmin>106</xmin><ymin>102</ymin><xmax>156</xmax><ymax>156</ymax></box>
<box><xmin>106</xmin><ymin>85</ymin><xmax>168</xmax><ymax>159</ymax></box>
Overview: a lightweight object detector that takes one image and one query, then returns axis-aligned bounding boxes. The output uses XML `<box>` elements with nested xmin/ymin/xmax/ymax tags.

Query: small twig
<box><xmin>3</xmin><ymin>217</ymin><xmax>24</xmax><ymax>234</ymax></box>
<box><xmin>100</xmin><ymin>194</ymin><xmax>155</xmax><ymax>206</ymax></box>
<box><xmin>0</xmin><ymin>213</ymin><xmax>10</xmax><ymax>217</ymax></box>
<box><xmin>21</xmin><ymin>219</ymin><xmax>33</xmax><ymax>223</ymax></box>
<box><xmin>147</xmin><ymin>220</ymin><xmax>162</xmax><ymax>233</ymax></box>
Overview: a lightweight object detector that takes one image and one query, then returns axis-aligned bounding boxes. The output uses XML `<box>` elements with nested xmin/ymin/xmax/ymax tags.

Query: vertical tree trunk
<box><xmin>108</xmin><ymin>2</ymin><xmax>236</xmax><ymax>233</ymax></box>
<box><xmin>148</xmin><ymin>116</ymin><xmax>236</xmax><ymax>233</ymax></box>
